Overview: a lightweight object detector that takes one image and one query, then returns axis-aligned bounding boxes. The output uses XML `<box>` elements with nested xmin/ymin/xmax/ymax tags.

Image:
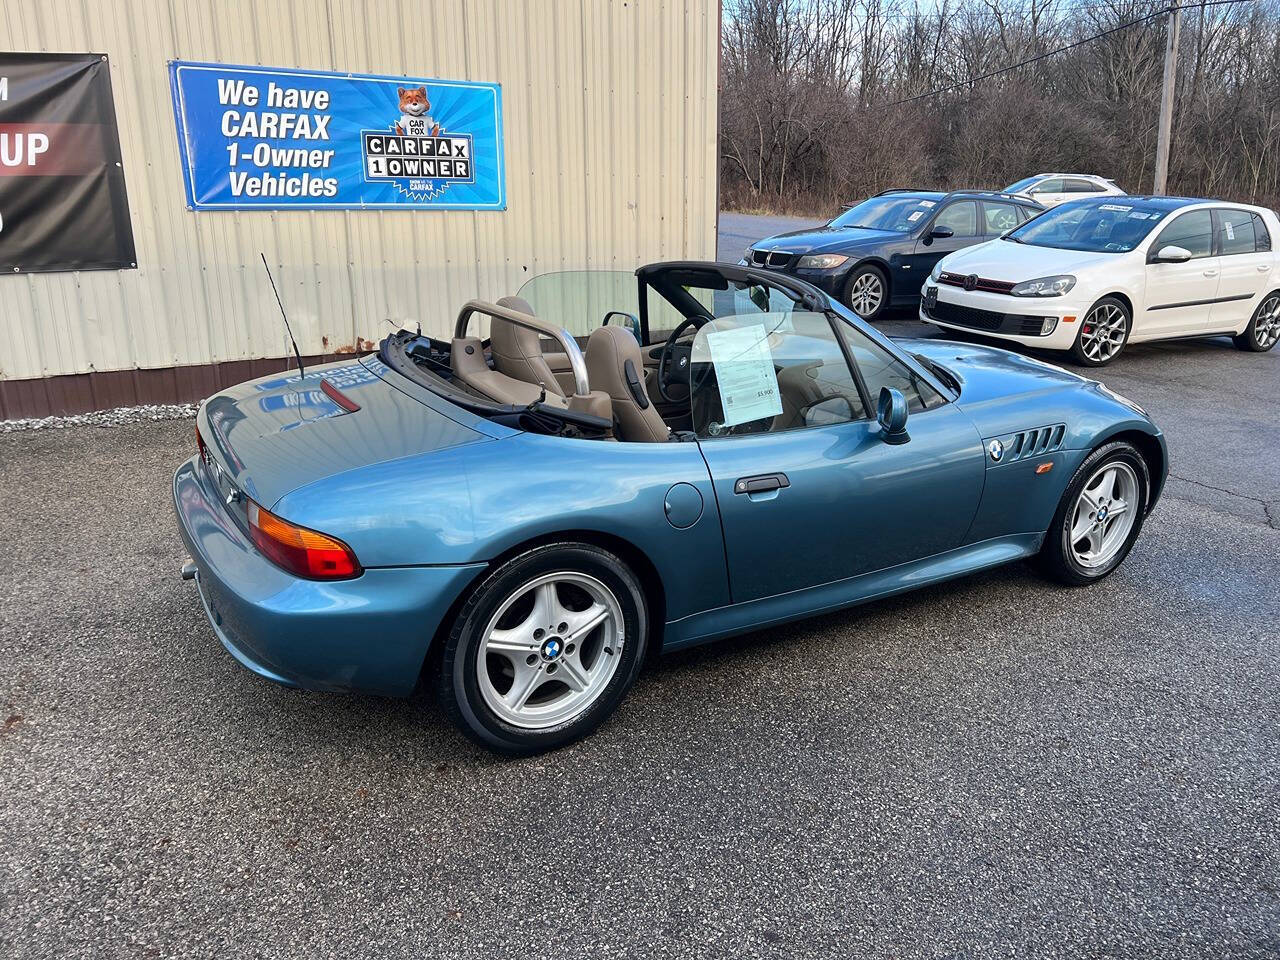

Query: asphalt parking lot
<box><xmin>2</xmin><ymin>214</ymin><xmax>1278</xmax><ymax>959</ymax></box>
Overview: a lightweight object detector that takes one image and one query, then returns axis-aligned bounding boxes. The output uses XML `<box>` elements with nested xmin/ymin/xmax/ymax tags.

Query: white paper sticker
<box><xmin>918</xmin><ymin>200</ymin><xmax>936</xmax><ymax>208</ymax></box>
<box><xmin>706</xmin><ymin>325</ymin><xmax>784</xmax><ymax>427</ymax></box>
<box><xmin>1225</xmin><ymin>220</ymin><xmax>1236</xmax><ymax>241</ymax></box>
<box><xmin>907</xmin><ymin>211</ymin><xmax>924</xmax><ymax>222</ymax></box>
<box><xmin>1099</xmin><ymin>203</ymin><xmax>1132</xmax><ymax>212</ymax></box>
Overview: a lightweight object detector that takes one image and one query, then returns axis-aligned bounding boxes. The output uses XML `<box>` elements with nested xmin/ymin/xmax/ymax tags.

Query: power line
<box><xmin>878</xmin><ymin>0</ymin><xmax>1256</xmax><ymax>109</ymax></box>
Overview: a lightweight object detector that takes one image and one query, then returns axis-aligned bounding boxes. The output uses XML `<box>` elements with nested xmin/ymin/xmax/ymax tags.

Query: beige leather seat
<box><xmin>490</xmin><ymin>296</ymin><xmax>565</xmax><ymax>397</ymax></box>
<box><xmin>585</xmin><ymin>326</ymin><xmax>670</xmax><ymax>442</ymax></box>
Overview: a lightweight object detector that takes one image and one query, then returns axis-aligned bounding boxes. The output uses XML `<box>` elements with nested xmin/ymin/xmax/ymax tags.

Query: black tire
<box><xmin>1037</xmin><ymin>440</ymin><xmax>1150</xmax><ymax>586</ymax></box>
<box><xmin>1069</xmin><ymin>296</ymin><xmax>1131</xmax><ymax>367</ymax></box>
<box><xmin>436</xmin><ymin>542</ymin><xmax>648</xmax><ymax>755</ymax></box>
<box><xmin>1232</xmin><ymin>290</ymin><xmax>1280</xmax><ymax>352</ymax></box>
<box><xmin>842</xmin><ymin>264</ymin><xmax>889</xmax><ymax>321</ymax></box>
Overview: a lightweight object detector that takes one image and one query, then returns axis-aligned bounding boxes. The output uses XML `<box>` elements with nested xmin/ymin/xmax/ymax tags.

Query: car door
<box><xmin>1209</xmin><ymin>208</ymin><xmax>1275</xmax><ymax>332</ymax></box>
<box><xmin>979</xmin><ymin>199</ymin><xmax>1025</xmax><ymax>237</ymax></box>
<box><xmin>1028</xmin><ymin>177</ymin><xmax>1068</xmax><ymax>207</ymax></box>
<box><xmin>1143</xmin><ymin>208</ymin><xmax>1220</xmax><ymax>336</ymax></box>
<box><xmin>690</xmin><ymin>312</ymin><xmax>986</xmax><ymax>604</ymax></box>
<box><xmin>1063</xmin><ymin>177</ymin><xmax>1106</xmax><ymax>202</ymax></box>
<box><xmin>905</xmin><ymin>200</ymin><xmax>980</xmax><ymax>281</ymax></box>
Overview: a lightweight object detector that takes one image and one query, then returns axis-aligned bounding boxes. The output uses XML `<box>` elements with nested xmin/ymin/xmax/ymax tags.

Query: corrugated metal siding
<box><xmin>0</xmin><ymin>0</ymin><xmax>718</xmax><ymax>384</ymax></box>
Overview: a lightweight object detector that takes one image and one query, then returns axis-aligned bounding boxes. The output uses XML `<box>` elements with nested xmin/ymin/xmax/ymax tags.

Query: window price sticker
<box><xmin>706</xmin><ymin>325</ymin><xmax>784</xmax><ymax>427</ymax></box>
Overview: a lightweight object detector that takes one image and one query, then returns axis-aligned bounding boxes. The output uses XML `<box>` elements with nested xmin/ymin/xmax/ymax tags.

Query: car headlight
<box><xmin>929</xmin><ymin>261</ymin><xmax>944</xmax><ymax>283</ymax></box>
<box><xmin>796</xmin><ymin>253</ymin><xmax>849</xmax><ymax>270</ymax></box>
<box><xmin>1011</xmin><ymin>274</ymin><xmax>1076</xmax><ymax>297</ymax></box>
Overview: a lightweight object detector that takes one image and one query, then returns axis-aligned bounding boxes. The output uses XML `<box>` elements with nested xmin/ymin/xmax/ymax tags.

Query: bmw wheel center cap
<box><xmin>987</xmin><ymin>439</ymin><xmax>1004</xmax><ymax>462</ymax></box>
<box><xmin>541</xmin><ymin>637</ymin><xmax>563</xmax><ymax>660</ymax></box>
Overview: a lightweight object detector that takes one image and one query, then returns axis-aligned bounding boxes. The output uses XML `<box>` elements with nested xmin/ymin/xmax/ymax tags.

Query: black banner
<box><xmin>0</xmin><ymin>53</ymin><xmax>136</xmax><ymax>273</ymax></box>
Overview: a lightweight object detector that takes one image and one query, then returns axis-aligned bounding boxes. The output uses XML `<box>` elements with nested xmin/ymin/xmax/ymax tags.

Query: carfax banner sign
<box><xmin>168</xmin><ymin>61</ymin><xmax>505</xmax><ymax>211</ymax></box>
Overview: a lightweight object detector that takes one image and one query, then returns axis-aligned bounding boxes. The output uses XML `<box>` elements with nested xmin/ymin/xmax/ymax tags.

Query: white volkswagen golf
<box><xmin>920</xmin><ymin>196</ymin><xmax>1280</xmax><ymax>366</ymax></box>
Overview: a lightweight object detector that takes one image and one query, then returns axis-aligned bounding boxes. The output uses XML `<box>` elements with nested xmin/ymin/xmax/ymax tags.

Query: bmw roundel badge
<box><xmin>541</xmin><ymin>638</ymin><xmax>562</xmax><ymax>660</ymax></box>
<box><xmin>987</xmin><ymin>439</ymin><xmax>1004</xmax><ymax>462</ymax></box>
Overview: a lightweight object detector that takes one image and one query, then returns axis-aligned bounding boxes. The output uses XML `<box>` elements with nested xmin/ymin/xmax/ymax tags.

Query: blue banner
<box><xmin>168</xmin><ymin>61</ymin><xmax>504</xmax><ymax>211</ymax></box>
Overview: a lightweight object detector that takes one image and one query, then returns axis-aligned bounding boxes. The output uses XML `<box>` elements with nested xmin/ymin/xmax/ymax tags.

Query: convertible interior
<box><xmin>381</xmin><ymin>261</ymin><xmax>936</xmax><ymax>442</ymax></box>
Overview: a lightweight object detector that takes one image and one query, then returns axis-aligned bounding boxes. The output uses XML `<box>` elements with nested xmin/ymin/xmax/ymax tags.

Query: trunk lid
<box><xmin>198</xmin><ymin>358</ymin><xmax>489</xmax><ymax>509</ymax></box>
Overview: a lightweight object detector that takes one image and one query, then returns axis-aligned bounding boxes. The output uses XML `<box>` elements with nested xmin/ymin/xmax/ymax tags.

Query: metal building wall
<box><xmin>0</xmin><ymin>0</ymin><xmax>719</xmax><ymax>413</ymax></box>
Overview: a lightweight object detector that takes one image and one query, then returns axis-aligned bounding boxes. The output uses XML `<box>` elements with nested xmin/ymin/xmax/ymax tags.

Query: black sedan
<box><xmin>742</xmin><ymin>189</ymin><xmax>1044</xmax><ymax>320</ymax></box>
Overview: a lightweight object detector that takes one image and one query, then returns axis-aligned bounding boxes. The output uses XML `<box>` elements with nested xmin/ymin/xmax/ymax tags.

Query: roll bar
<box><xmin>453</xmin><ymin>299</ymin><xmax>590</xmax><ymax>397</ymax></box>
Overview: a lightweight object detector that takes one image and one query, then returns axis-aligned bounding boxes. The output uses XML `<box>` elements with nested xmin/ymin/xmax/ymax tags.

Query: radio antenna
<box><xmin>260</xmin><ymin>252</ymin><xmax>305</xmax><ymax>379</ymax></box>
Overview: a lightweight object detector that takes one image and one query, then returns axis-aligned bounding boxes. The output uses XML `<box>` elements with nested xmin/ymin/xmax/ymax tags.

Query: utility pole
<box><xmin>1152</xmin><ymin>3</ymin><xmax>1182</xmax><ymax>195</ymax></box>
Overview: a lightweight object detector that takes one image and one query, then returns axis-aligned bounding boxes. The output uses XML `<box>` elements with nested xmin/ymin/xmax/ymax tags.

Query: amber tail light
<box><xmin>247</xmin><ymin>501</ymin><xmax>361</xmax><ymax>580</ymax></box>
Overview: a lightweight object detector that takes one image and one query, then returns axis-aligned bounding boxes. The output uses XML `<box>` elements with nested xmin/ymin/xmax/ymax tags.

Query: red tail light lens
<box><xmin>320</xmin><ymin>378</ymin><xmax>361</xmax><ymax>412</ymax></box>
<box><xmin>247</xmin><ymin>501</ymin><xmax>361</xmax><ymax>580</ymax></box>
<box><xmin>196</xmin><ymin>424</ymin><xmax>209</xmax><ymax>465</ymax></box>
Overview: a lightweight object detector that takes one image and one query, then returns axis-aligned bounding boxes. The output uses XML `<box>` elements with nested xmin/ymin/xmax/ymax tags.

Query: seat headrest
<box><xmin>496</xmin><ymin>295</ymin><xmax>535</xmax><ymax>316</ymax></box>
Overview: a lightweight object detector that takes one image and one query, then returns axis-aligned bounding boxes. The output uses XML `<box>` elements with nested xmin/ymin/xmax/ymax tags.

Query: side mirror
<box><xmin>602</xmin><ymin>310</ymin><xmax>642</xmax><ymax>342</ymax></box>
<box><xmin>877</xmin><ymin>387</ymin><xmax>910</xmax><ymax>444</ymax></box>
<box><xmin>1150</xmin><ymin>244</ymin><xmax>1192</xmax><ymax>264</ymax></box>
<box><xmin>923</xmin><ymin>225</ymin><xmax>954</xmax><ymax>246</ymax></box>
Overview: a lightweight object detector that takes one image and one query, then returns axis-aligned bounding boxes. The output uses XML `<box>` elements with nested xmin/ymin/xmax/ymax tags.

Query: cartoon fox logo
<box><xmin>394</xmin><ymin>86</ymin><xmax>441</xmax><ymax>137</ymax></box>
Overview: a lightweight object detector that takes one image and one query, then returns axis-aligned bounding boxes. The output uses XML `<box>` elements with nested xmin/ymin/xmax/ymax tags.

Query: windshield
<box><xmin>1005</xmin><ymin>201</ymin><xmax>1166</xmax><ymax>253</ymax></box>
<box><xmin>1003</xmin><ymin>176</ymin><xmax>1042</xmax><ymax>193</ymax></box>
<box><xmin>516</xmin><ymin>270</ymin><xmax>640</xmax><ymax>338</ymax></box>
<box><xmin>830</xmin><ymin>194</ymin><xmax>943</xmax><ymax>232</ymax></box>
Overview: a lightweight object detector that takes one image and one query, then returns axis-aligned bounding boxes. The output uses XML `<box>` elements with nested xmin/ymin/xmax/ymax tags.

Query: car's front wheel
<box><xmin>437</xmin><ymin>542</ymin><xmax>648</xmax><ymax>755</ymax></box>
<box><xmin>1233</xmin><ymin>290</ymin><xmax>1280</xmax><ymax>352</ymax></box>
<box><xmin>1070</xmin><ymin>296</ymin><xmax>1131</xmax><ymax>366</ymax></box>
<box><xmin>843</xmin><ymin>264</ymin><xmax>888</xmax><ymax>320</ymax></box>
<box><xmin>1037</xmin><ymin>440</ymin><xmax>1150</xmax><ymax>585</ymax></box>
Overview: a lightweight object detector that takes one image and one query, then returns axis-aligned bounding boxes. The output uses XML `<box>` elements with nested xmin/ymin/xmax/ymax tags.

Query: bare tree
<box><xmin>720</xmin><ymin>0</ymin><xmax>1280</xmax><ymax>214</ymax></box>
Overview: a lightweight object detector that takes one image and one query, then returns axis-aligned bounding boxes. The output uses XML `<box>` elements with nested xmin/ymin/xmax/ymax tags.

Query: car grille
<box><xmin>750</xmin><ymin>249</ymin><xmax>796</xmax><ymax>269</ymax></box>
<box><xmin>927</xmin><ymin>299</ymin><xmax>1048</xmax><ymax>336</ymax></box>
<box><xmin>938</xmin><ymin>271</ymin><xmax>1015</xmax><ymax>294</ymax></box>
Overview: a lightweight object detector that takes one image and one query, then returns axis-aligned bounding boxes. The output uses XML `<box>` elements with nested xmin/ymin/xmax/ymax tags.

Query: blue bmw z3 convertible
<box><xmin>174</xmin><ymin>260</ymin><xmax>1167</xmax><ymax>754</ymax></box>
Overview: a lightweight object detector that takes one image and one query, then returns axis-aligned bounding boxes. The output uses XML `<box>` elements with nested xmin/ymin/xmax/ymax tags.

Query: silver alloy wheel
<box><xmin>1080</xmin><ymin>302</ymin><xmax>1127</xmax><ymax>362</ymax></box>
<box><xmin>1253</xmin><ymin>293</ymin><xmax>1280</xmax><ymax>349</ymax></box>
<box><xmin>476</xmin><ymin>571</ymin><xmax>625</xmax><ymax>730</ymax></box>
<box><xmin>848</xmin><ymin>272</ymin><xmax>884</xmax><ymax>315</ymax></box>
<box><xmin>1067</xmin><ymin>461</ymin><xmax>1139</xmax><ymax>569</ymax></box>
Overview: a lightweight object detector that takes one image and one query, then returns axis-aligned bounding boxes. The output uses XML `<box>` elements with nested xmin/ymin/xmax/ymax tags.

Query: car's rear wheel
<box><xmin>1233</xmin><ymin>290</ymin><xmax>1280</xmax><ymax>352</ymax></box>
<box><xmin>437</xmin><ymin>542</ymin><xmax>648</xmax><ymax>755</ymax></box>
<box><xmin>843</xmin><ymin>264</ymin><xmax>888</xmax><ymax>320</ymax></box>
<box><xmin>1037</xmin><ymin>440</ymin><xmax>1150</xmax><ymax>585</ymax></box>
<box><xmin>1070</xmin><ymin>296</ymin><xmax>1130</xmax><ymax>366</ymax></box>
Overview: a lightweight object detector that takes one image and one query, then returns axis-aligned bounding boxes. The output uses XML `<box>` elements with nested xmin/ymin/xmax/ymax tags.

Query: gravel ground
<box><xmin>2</xmin><ymin>215</ymin><xmax>1278</xmax><ymax>958</ymax></box>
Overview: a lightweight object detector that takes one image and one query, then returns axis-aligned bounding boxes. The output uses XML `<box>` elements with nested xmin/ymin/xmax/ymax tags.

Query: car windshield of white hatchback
<box><xmin>829</xmin><ymin>195</ymin><xmax>942</xmax><ymax>232</ymax></box>
<box><xmin>1005</xmin><ymin>201</ymin><xmax>1165</xmax><ymax>253</ymax></box>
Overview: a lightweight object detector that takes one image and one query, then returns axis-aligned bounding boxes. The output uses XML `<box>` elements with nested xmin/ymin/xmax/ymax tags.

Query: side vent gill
<box><xmin>987</xmin><ymin>423</ymin><xmax>1067</xmax><ymax>465</ymax></box>
<box><xmin>1008</xmin><ymin>423</ymin><xmax>1066</xmax><ymax>460</ymax></box>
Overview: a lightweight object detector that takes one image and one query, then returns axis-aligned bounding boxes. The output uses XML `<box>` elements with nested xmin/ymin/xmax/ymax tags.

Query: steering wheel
<box><xmin>655</xmin><ymin>316</ymin><xmax>704</xmax><ymax>403</ymax></box>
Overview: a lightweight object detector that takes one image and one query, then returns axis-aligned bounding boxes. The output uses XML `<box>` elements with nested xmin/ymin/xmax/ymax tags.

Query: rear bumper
<box><xmin>173</xmin><ymin>457</ymin><xmax>484</xmax><ymax>696</ymax></box>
